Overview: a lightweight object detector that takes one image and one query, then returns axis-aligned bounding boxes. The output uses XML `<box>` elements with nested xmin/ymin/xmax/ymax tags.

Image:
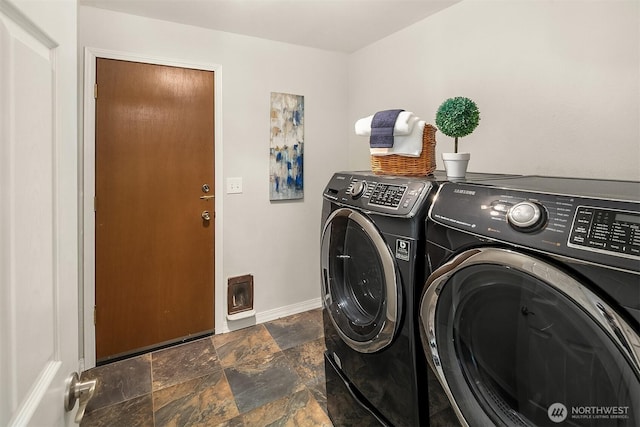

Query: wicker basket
<box><xmin>370</xmin><ymin>123</ymin><xmax>436</xmax><ymax>176</ymax></box>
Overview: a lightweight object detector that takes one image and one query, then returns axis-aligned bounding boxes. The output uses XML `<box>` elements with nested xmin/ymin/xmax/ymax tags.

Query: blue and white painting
<box><xmin>270</xmin><ymin>92</ymin><xmax>304</xmax><ymax>201</ymax></box>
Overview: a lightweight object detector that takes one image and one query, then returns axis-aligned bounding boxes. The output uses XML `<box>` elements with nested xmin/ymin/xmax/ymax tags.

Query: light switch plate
<box><xmin>227</xmin><ymin>177</ymin><xmax>243</xmax><ymax>194</ymax></box>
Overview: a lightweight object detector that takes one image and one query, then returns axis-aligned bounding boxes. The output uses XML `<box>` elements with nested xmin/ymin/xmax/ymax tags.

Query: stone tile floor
<box><xmin>80</xmin><ymin>308</ymin><xmax>331</xmax><ymax>426</ymax></box>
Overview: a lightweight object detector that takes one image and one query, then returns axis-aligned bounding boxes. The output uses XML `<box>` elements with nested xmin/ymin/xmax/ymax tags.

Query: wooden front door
<box><xmin>95</xmin><ymin>58</ymin><xmax>215</xmax><ymax>362</ymax></box>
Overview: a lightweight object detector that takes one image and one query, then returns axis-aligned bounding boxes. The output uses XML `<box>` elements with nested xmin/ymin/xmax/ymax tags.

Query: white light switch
<box><xmin>227</xmin><ymin>177</ymin><xmax>243</xmax><ymax>194</ymax></box>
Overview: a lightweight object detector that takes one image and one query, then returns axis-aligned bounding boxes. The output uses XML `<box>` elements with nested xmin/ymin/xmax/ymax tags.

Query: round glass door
<box><xmin>420</xmin><ymin>248</ymin><xmax>640</xmax><ymax>427</ymax></box>
<box><xmin>321</xmin><ymin>208</ymin><xmax>399</xmax><ymax>353</ymax></box>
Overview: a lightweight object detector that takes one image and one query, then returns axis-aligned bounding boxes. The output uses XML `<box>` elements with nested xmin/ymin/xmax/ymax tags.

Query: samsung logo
<box><xmin>453</xmin><ymin>189</ymin><xmax>476</xmax><ymax>196</ymax></box>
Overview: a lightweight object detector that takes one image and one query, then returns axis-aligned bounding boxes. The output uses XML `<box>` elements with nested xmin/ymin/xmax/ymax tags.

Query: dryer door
<box><xmin>420</xmin><ymin>247</ymin><xmax>640</xmax><ymax>427</ymax></box>
<box><xmin>321</xmin><ymin>208</ymin><xmax>400</xmax><ymax>353</ymax></box>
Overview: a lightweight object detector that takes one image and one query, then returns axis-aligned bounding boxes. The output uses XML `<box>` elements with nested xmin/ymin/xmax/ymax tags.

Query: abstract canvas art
<box><xmin>270</xmin><ymin>92</ymin><xmax>304</xmax><ymax>200</ymax></box>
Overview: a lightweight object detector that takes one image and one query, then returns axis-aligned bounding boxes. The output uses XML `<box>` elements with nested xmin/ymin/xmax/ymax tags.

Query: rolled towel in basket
<box><xmin>355</xmin><ymin>111</ymin><xmax>416</xmax><ymax>136</ymax></box>
<box><xmin>369</xmin><ymin>109</ymin><xmax>404</xmax><ymax>148</ymax></box>
<box><xmin>370</xmin><ymin>120</ymin><xmax>425</xmax><ymax>157</ymax></box>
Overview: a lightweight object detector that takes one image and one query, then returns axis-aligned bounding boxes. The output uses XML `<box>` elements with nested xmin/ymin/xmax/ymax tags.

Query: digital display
<box><xmin>376</xmin><ymin>184</ymin><xmax>404</xmax><ymax>193</ymax></box>
<box><xmin>615</xmin><ymin>213</ymin><xmax>640</xmax><ymax>225</ymax></box>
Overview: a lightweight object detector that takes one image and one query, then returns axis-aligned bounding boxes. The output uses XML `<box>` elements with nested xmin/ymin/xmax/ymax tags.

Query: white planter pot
<box><xmin>442</xmin><ymin>152</ymin><xmax>470</xmax><ymax>178</ymax></box>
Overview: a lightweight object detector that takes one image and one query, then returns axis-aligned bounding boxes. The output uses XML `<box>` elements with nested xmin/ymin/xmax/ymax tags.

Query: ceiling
<box><xmin>79</xmin><ymin>0</ymin><xmax>460</xmax><ymax>53</ymax></box>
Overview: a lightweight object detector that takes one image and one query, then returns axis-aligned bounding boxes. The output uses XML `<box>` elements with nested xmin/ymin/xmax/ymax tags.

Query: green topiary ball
<box><xmin>435</xmin><ymin>97</ymin><xmax>480</xmax><ymax>152</ymax></box>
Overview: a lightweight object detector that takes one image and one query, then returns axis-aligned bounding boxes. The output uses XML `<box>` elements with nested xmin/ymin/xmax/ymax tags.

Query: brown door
<box><xmin>95</xmin><ymin>58</ymin><xmax>215</xmax><ymax>362</ymax></box>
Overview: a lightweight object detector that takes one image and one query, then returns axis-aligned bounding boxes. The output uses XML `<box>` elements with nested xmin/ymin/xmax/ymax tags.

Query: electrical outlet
<box><xmin>227</xmin><ymin>177</ymin><xmax>243</xmax><ymax>194</ymax></box>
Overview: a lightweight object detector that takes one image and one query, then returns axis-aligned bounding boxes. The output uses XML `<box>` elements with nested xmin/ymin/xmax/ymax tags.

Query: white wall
<box><xmin>78</xmin><ymin>6</ymin><xmax>349</xmax><ymax>335</ymax></box>
<box><xmin>349</xmin><ymin>0</ymin><xmax>640</xmax><ymax>180</ymax></box>
<box><xmin>78</xmin><ymin>0</ymin><xmax>638</xmax><ymax>344</ymax></box>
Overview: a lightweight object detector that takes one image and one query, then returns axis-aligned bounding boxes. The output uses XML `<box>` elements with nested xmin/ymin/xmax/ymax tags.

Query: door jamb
<box><xmin>81</xmin><ymin>47</ymin><xmax>224</xmax><ymax>369</ymax></box>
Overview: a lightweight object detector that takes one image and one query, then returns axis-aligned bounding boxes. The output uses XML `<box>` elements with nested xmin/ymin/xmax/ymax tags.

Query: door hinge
<box><xmin>93</xmin><ymin>306</ymin><xmax>97</xmax><ymax>325</ymax></box>
<box><xmin>94</xmin><ymin>83</ymin><xmax>97</xmax><ymax>99</ymax></box>
<box><xmin>94</xmin><ymin>196</ymin><xmax>97</xmax><ymax>212</ymax></box>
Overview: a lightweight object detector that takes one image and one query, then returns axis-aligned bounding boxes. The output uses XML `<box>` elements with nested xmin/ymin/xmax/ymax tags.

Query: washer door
<box><xmin>420</xmin><ymin>248</ymin><xmax>640</xmax><ymax>427</ymax></box>
<box><xmin>321</xmin><ymin>208</ymin><xmax>400</xmax><ymax>353</ymax></box>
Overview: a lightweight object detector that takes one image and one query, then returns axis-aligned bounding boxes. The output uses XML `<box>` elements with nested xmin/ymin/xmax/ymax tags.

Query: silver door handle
<box><xmin>202</xmin><ymin>211</ymin><xmax>211</xmax><ymax>221</ymax></box>
<box><xmin>64</xmin><ymin>372</ymin><xmax>97</xmax><ymax>424</ymax></box>
<box><xmin>199</xmin><ymin>195</ymin><xmax>215</xmax><ymax>201</ymax></box>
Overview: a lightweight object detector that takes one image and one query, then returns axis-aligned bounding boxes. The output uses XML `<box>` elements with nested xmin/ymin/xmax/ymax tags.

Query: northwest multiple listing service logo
<box><xmin>548</xmin><ymin>403</ymin><xmax>568</xmax><ymax>423</ymax></box>
<box><xmin>548</xmin><ymin>403</ymin><xmax>630</xmax><ymax>423</ymax></box>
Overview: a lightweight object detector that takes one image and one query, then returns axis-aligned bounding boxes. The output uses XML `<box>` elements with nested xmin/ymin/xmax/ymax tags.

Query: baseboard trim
<box><xmin>256</xmin><ymin>297</ymin><xmax>322</xmax><ymax>324</ymax></box>
<box><xmin>219</xmin><ymin>297</ymin><xmax>322</xmax><ymax>333</ymax></box>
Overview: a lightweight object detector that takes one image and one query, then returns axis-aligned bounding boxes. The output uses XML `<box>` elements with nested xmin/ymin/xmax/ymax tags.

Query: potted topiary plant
<box><xmin>435</xmin><ymin>96</ymin><xmax>480</xmax><ymax>178</ymax></box>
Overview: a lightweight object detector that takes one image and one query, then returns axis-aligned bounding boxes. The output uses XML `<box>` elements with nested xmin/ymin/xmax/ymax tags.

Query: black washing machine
<box><xmin>320</xmin><ymin>171</ymin><xmax>514</xmax><ymax>426</ymax></box>
<box><xmin>321</xmin><ymin>171</ymin><xmax>436</xmax><ymax>426</ymax></box>
<box><xmin>419</xmin><ymin>176</ymin><xmax>640</xmax><ymax>427</ymax></box>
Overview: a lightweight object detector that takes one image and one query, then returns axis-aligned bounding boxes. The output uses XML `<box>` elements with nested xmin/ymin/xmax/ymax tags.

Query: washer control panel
<box><xmin>346</xmin><ymin>180</ymin><xmax>418</xmax><ymax>212</ymax></box>
<box><xmin>323</xmin><ymin>172</ymin><xmax>433</xmax><ymax>217</ymax></box>
<box><xmin>368</xmin><ymin>183</ymin><xmax>407</xmax><ymax>208</ymax></box>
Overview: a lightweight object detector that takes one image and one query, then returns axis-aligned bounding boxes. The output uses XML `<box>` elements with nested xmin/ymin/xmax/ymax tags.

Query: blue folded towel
<box><xmin>370</xmin><ymin>109</ymin><xmax>404</xmax><ymax>148</ymax></box>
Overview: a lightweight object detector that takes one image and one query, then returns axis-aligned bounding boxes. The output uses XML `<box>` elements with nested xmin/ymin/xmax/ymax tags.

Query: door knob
<box><xmin>202</xmin><ymin>211</ymin><xmax>211</xmax><ymax>221</ymax></box>
<box><xmin>64</xmin><ymin>372</ymin><xmax>97</xmax><ymax>423</ymax></box>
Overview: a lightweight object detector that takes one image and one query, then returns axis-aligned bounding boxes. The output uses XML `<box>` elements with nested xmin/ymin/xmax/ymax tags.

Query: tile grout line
<box><xmin>149</xmin><ymin>353</ymin><xmax>155</xmax><ymax>427</ymax></box>
<box><xmin>209</xmin><ymin>334</ymin><xmax>242</xmax><ymax>424</ymax></box>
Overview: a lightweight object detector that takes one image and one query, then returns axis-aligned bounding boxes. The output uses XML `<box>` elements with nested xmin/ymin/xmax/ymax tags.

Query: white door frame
<box><xmin>81</xmin><ymin>47</ymin><xmax>225</xmax><ymax>368</ymax></box>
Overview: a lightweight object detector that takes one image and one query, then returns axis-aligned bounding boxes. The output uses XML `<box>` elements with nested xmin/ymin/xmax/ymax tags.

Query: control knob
<box><xmin>351</xmin><ymin>181</ymin><xmax>366</xmax><ymax>199</ymax></box>
<box><xmin>507</xmin><ymin>201</ymin><xmax>546</xmax><ymax>231</ymax></box>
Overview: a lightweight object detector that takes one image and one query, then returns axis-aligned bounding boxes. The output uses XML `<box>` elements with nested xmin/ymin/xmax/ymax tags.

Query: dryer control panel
<box><xmin>568</xmin><ymin>206</ymin><xmax>640</xmax><ymax>258</ymax></box>
<box><xmin>323</xmin><ymin>172</ymin><xmax>433</xmax><ymax>218</ymax></box>
<box><xmin>429</xmin><ymin>176</ymin><xmax>640</xmax><ymax>272</ymax></box>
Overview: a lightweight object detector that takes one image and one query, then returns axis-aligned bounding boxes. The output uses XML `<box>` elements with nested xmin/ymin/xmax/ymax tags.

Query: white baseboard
<box><xmin>256</xmin><ymin>297</ymin><xmax>322</xmax><ymax>323</ymax></box>
<box><xmin>219</xmin><ymin>297</ymin><xmax>322</xmax><ymax>334</ymax></box>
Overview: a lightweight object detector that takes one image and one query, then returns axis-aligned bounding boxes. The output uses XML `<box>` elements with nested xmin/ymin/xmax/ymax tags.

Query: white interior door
<box><xmin>0</xmin><ymin>0</ymin><xmax>80</xmax><ymax>425</ymax></box>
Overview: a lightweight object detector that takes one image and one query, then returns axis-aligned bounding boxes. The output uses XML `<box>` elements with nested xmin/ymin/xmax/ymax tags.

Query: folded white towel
<box><xmin>355</xmin><ymin>111</ymin><xmax>416</xmax><ymax>136</ymax></box>
<box><xmin>370</xmin><ymin>121</ymin><xmax>425</xmax><ymax>157</ymax></box>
